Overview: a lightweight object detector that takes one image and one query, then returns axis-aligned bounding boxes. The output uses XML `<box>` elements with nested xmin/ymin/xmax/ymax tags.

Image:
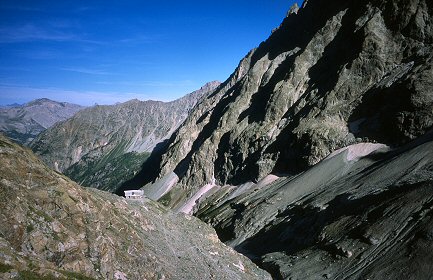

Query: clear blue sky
<box><xmin>0</xmin><ymin>0</ymin><xmax>298</xmax><ymax>106</ymax></box>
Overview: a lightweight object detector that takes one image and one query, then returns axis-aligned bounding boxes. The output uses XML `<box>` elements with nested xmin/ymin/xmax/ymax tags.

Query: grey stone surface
<box><xmin>197</xmin><ymin>131</ymin><xmax>433</xmax><ymax>279</ymax></box>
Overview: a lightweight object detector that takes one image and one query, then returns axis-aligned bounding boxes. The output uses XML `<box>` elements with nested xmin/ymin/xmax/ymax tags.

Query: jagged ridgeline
<box><xmin>0</xmin><ymin>134</ymin><xmax>270</xmax><ymax>279</ymax></box>
<box><xmin>30</xmin><ymin>82</ymin><xmax>220</xmax><ymax>193</ymax></box>
<box><xmin>143</xmin><ymin>0</ymin><xmax>433</xmax><ymax>211</ymax></box>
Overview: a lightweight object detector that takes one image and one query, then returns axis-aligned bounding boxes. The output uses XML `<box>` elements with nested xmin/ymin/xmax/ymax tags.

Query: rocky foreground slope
<box><xmin>0</xmin><ymin>134</ymin><xmax>270</xmax><ymax>280</ymax></box>
<box><xmin>143</xmin><ymin>0</ymin><xmax>433</xmax><ymax>213</ymax></box>
<box><xmin>0</xmin><ymin>98</ymin><xmax>83</xmax><ymax>145</ymax></box>
<box><xmin>30</xmin><ymin>82</ymin><xmax>220</xmax><ymax>192</ymax></box>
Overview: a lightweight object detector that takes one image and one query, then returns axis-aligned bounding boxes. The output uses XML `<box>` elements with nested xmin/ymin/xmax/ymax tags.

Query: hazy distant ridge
<box><xmin>0</xmin><ymin>98</ymin><xmax>84</xmax><ymax>145</ymax></box>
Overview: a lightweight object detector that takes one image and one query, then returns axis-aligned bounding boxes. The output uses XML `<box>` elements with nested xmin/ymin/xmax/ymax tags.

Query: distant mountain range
<box><xmin>30</xmin><ymin>81</ymin><xmax>221</xmax><ymax>193</ymax></box>
<box><xmin>0</xmin><ymin>103</ymin><xmax>23</xmax><ymax>108</ymax></box>
<box><xmin>0</xmin><ymin>98</ymin><xmax>84</xmax><ymax>145</ymax></box>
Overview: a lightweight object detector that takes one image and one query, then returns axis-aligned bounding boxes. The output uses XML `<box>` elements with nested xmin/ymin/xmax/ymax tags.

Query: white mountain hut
<box><xmin>124</xmin><ymin>190</ymin><xmax>144</xmax><ymax>200</ymax></box>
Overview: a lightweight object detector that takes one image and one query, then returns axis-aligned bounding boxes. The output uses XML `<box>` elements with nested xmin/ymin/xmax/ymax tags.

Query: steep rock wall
<box><xmin>148</xmin><ymin>0</ymin><xmax>433</xmax><ymax>210</ymax></box>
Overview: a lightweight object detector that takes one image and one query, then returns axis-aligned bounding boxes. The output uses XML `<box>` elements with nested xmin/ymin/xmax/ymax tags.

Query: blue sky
<box><xmin>0</xmin><ymin>0</ymin><xmax>298</xmax><ymax>106</ymax></box>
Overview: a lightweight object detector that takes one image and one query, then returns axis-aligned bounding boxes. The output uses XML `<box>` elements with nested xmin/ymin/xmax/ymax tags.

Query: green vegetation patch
<box><xmin>0</xmin><ymin>262</ymin><xmax>13</xmax><ymax>273</ymax></box>
<box><xmin>26</xmin><ymin>224</ymin><xmax>34</xmax><ymax>233</ymax></box>
<box><xmin>159</xmin><ymin>192</ymin><xmax>172</xmax><ymax>207</ymax></box>
<box><xmin>28</xmin><ymin>206</ymin><xmax>53</xmax><ymax>222</ymax></box>
<box><xmin>14</xmin><ymin>269</ymin><xmax>96</xmax><ymax>280</ymax></box>
<box><xmin>66</xmin><ymin>150</ymin><xmax>150</xmax><ymax>192</ymax></box>
<box><xmin>18</xmin><ymin>270</ymin><xmax>58</xmax><ymax>280</ymax></box>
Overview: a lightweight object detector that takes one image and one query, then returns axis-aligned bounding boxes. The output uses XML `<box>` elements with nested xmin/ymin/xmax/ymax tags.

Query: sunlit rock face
<box><xmin>146</xmin><ymin>0</ymin><xmax>433</xmax><ymax>214</ymax></box>
<box><xmin>131</xmin><ymin>0</ymin><xmax>433</xmax><ymax>278</ymax></box>
<box><xmin>0</xmin><ymin>134</ymin><xmax>270</xmax><ymax>280</ymax></box>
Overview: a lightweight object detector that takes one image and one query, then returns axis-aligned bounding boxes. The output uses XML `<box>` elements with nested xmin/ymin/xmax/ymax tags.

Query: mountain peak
<box><xmin>26</xmin><ymin>98</ymin><xmax>57</xmax><ymax>105</ymax></box>
<box><xmin>200</xmin><ymin>80</ymin><xmax>221</xmax><ymax>91</ymax></box>
<box><xmin>287</xmin><ymin>2</ymin><xmax>300</xmax><ymax>16</ymax></box>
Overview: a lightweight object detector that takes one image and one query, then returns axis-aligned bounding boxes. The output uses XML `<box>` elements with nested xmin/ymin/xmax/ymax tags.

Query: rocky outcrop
<box><xmin>0</xmin><ymin>98</ymin><xmax>83</xmax><ymax>145</ymax></box>
<box><xmin>197</xmin><ymin>130</ymin><xmax>433</xmax><ymax>279</ymax></box>
<box><xmin>0</xmin><ymin>134</ymin><xmax>270</xmax><ymax>280</ymax></box>
<box><xmin>30</xmin><ymin>81</ymin><xmax>220</xmax><ymax>192</ymax></box>
<box><xmin>145</xmin><ymin>0</ymin><xmax>433</xmax><ymax>211</ymax></box>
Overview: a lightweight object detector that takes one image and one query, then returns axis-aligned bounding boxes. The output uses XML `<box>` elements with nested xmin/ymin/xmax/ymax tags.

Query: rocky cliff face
<box><xmin>146</xmin><ymin>0</ymin><xmax>433</xmax><ymax>211</ymax></box>
<box><xmin>0</xmin><ymin>134</ymin><xmax>270</xmax><ymax>279</ymax></box>
<box><xmin>30</xmin><ymin>81</ymin><xmax>220</xmax><ymax>192</ymax></box>
<box><xmin>134</xmin><ymin>1</ymin><xmax>433</xmax><ymax>278</ymax></box>
<box><xmin>0</xmin><ymin>98</ymin><xmax>83</xmax><ymax>145</ymax></box>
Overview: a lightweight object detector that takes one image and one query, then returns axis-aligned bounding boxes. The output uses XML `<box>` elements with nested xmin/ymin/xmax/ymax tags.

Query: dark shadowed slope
<box><xmin>197</xmin><ymin>131</ymin><xmax>433</xmax><ymax>279</ymax></box>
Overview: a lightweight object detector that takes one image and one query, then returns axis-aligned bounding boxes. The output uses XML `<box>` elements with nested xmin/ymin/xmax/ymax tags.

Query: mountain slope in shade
<box><xmin>0</xmin><ymin>98</ymin><xmax>84</xmax><ymax>145</ymax></box>
<box><xmin>0</xmin><ymin>134</ymin><xmax>270</xmax><ymax>280</ymax></box>
<box><xmin>197</xmin><ymin>131</ymin><xmax>433</xmax><ymax>279</ymax></box>
<box><xmin>142</xmin><ymin>0</ymin><xmax>433</xmax><ymax>212</ymax></box>
<box><xmin>30</xmin><ymin>81</ymin><xmax>220</xmax><ymax>192</ymax></box>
